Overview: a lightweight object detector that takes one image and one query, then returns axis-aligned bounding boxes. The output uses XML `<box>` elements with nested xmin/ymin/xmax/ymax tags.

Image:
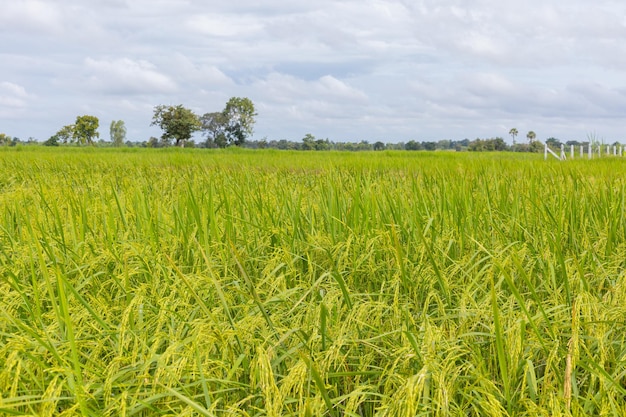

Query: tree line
<box><xmin>39</xmin><ymin>97</ymin><xmax>257</xmax><ymax>148</ymax></box>
<box><xmin>2</xmin><ymin>106</ymin><xmax>617</xmax><ymax>151</ymax></box>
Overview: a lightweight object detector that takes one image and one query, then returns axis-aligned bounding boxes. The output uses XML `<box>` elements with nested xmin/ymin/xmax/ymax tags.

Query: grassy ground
<box><xmin>1</xmin><ymin>147</ymin><xmax>625</xmax><ymax>416</ymax></box>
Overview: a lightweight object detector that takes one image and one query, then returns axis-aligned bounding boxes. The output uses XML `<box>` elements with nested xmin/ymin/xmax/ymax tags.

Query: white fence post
<box><xmin>545</xmin><ymin>142</ymin><xmax>562</xmax><ymax>160</ymax></box>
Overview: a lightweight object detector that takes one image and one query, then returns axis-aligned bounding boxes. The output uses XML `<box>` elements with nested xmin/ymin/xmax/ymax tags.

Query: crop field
<box><xmin>1</xmin><ymin>147</ymin><xmax>626</xmax><ymax>416</ymax></box>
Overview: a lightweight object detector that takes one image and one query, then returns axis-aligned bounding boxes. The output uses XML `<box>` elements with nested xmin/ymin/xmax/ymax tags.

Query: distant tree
<box><xmin>546</xmin><ymin>137</ymin><xmax>562</xmax><ymax>149</ymax></box>
<box><xmin>301</xmin><ymin>133</ymin><xmax>316</xmax><ymax>150</ymax></box>
<box><xmin>151</xmin><ymin>105</ymin><xmax>201</xmax><ymax>147</ymax></box>
<box><xmin>200</xmin><ymin>112</ymin><xmax>228</xmax><ymax>148</ymax></box>
<box><xmin>493</xmin><ymin>137</ymin><xmax>507</xmax><ymax>151</ymax></box>
<box><xmin>437</xmin><ymin>139</ymin><xmax>452</xmax><ymax>150</ymax></box>
<box><xmin>110</xmin><ymin>120</ymin><xmax>127</xmax><ymax>147</ymax></box>
<box><xmin>200</xmin><ymin>97</ymin><xmax>257</xmax><ymax>147</ymax></box>
<box><xmin>0</xmin><ymin>133</ymin><xmax>10</xmax><ymax>146</ymax></box>
<box><xmin>373</xmin><ymin>141</ymin><xmax>385</xmax><ymax>151</ymax></box>
<box><xmin>50</xmin><ymin>124</ymin><xmax>75</xmax><ymax>144</ymax></box>
<box><xmin>276</xmin><ymin>139</ymin><xmax>295</xmax><ymax>150</ymax></box>
<box><xmin>423</xmin><ymin>141</ymin><xmax>437</xmax><ymax>151</ymax></box>
<box><xmin>509</xmin><ymin>128</ymin><xmax>518</xmax><ymax>146</ymax></box>
<box><xmin>222</xmin><ymin>97</ymin><xmax>257</xmax><ymax>146</ymax></box>
<box><xmin>74</xmin><ymin>115</ymin><xmax>100</xmax><ymax>145</ymax></box>
<box><xmin>529</xmin><ymin>140</ymin><xmax>543</xmax><ymax>153</ymax></box>
<box><xmin>526</xmin><ymin>131</ymin><xmax>536</xmax><ymax>143</ymax></box>
<box><xmin>43</xmin><ymin>136</ymin><xmax>59</xmax><ymax>146</ymax></box>
<box><xmin>316</xmin><ymin>138</ymin><xmax>331</xmax><ymax>150</ymax></box>
<box><xmin>468</xmin><ymin>137</ymin><xmax>507</xmax><ymax>152</ymax></box>
<box><xmin>468</xmin><ymin>139</ymin><xmax>484</xmax><ymax>151</ymax></box>
<box><xmin>147</xmin><ymin>136</ymin><xmax>160</xmax><ymax>148</ymax></box>
<box><xmin>459</xmin><ymin>139</ymin><xmax>471</xmax><ymax>148</ymax></box>
<box><xmin>405</xmin><ymin>140</ymin><xmax>421</xmax><ymax>151</ymax></box>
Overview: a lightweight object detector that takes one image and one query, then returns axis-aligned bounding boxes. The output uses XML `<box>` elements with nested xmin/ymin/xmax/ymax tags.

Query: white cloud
<box><xmin>254</xmin><ymin>73</ymin><xmax>368</xmax><ymax>106</ymax></box>
<box><xmin>84</xmin><ymin>58</ymin><xmax>177</xmax><ymax>94</ymax></box>
<box><xmin>0</xmin><ymin>82</ymin><xmax>32</xmax><ymax>118</ymax></box>
<box><xmin>167</xmin><ymin>54</ymin><xmax>234</xmax><ymax>87</ymax></box>
<box><xmin>185</xmin><ymin>14</ymin><xmax>264</xmax><ymax>38</ymax></box>
<box><xmin>0</xmin><ymin>1</ymin><xmax>63</xmax><ymax>34</ymax></box>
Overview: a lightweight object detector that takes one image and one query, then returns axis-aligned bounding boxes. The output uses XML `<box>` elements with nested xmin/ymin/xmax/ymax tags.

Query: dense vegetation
<box><xmin>1</xmin><ymin>147</ymin><xmax>625</xmax><ymax>416</ymax></box>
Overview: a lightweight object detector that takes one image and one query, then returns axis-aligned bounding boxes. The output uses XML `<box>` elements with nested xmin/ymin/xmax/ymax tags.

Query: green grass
<box><xmin>1</xmin><ymin>147</ymin><xmax>626</xmax><ymax>416</ymax></box>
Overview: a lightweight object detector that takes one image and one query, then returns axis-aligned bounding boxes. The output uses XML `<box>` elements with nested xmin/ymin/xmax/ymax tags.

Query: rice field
<box><xmin>1</xmin><ymin>147</ymin><xmax>625</xmax><ymax>416</ymax></box>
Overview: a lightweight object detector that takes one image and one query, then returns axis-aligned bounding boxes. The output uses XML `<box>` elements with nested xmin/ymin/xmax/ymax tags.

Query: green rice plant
<box><xmin>1</xmin><ymin>147</ymin><xmax>626</xmax><ymax>415</ymax></box>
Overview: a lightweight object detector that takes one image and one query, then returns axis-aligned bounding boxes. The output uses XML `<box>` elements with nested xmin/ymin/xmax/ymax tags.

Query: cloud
<box><xmin>0</xmin><ymin>82</ymin><xmax>32</xmax><ymax>118</ymax></box>
<box><xmin>185</xmin><ymin>14</ymin><xmax>264</xmax><ymax>38</ymax></box>
<box><xmin>0</xmin><ymin>82</ymin><xmax>30</xmax><ymax>104</ymax></box>
<box><xmin>84</xmin><ymin>58</ymin><xmax>177</xmax><ymax>94</ymax></box>
<box><xmin>254</xmin><ymin>73</ymin><xmax>368</xmax><ymax>106</ymax></box>
<box><xmin>167</xmin><ymin>54</ymin><xmax>234</xmax><ymax>87</ymax></box>
<box><xmin>0</xmin><ymin>1</ymin><xmax>63</xmax><ymax>34</ymax></box>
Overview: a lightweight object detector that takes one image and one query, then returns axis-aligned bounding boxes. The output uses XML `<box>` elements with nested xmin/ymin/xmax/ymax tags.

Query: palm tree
<box><xmin>527</xmin><ymin>131</ymin><xmax>536</xmax><ymax>143</ymax></box>
<box><xmin>509</xmin><ymin>128</ymin><xmax>518</xmax><ymax>150</ymax></box>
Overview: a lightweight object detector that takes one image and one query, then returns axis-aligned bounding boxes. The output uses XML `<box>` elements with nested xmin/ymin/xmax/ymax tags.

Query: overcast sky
<box><xmin>2</xmin><ymin>0</ymin><xmax>626</xmax><ymax>144</ymax></box>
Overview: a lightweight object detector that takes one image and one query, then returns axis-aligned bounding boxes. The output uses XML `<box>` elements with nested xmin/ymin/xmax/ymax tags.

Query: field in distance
<box><xmin>1</xmin><ymin>147</ymin><xmax>625</xmax><ymax>416</ymax></box>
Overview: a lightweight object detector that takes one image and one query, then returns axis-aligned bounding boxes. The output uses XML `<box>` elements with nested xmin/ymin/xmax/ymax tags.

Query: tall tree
<box><xmin>200</xmin><ymin>97</ymin><xmax>257</xmax><ymax>147</ymax></box>
<box><xmin>110</xmin><ymin>120</ymin><xmax>127</xmax><ymax>147</ymax></box>
<box><xmin>526</xmin><ymin>131</ymin><xmax>536</xmax><ymax>143</ymax></box>
<box><xmin>73</xmin><ymin>115</ymin><xmax>100</xmax><ymax>145</ymax></box>
<box><xmin>509</xmin><ymin>128</ymin><xmax>518</xmax><ymax>146</ymax></box>
<box><xmin>200</xmin><ymin>112</ymin><xmax>228</xmax><ymax>148</ymax></box>
<box><xmin>151</xmin><ymin>105</ymin><xmax>201</xmax><ymax>147</ymax></box>
<box><xmin>52</xmin><ymin>124</ymin><xmax>75</xmax><ymax>144</ymax></box>
<box><xmin>222</xmin><ymin>97</ymin><xmax>257</xmax><ymax>146</ymax></box>
<box><xmin>301</xmin><ymin>133</ymin><xmax>316</xmax><ymax>150</ymax></box>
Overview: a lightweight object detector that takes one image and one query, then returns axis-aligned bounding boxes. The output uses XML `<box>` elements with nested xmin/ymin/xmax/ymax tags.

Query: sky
<box><xmin>2</xmin><ymin>0</ymin><xmax>626</xmax><ymax>144</ymax></box>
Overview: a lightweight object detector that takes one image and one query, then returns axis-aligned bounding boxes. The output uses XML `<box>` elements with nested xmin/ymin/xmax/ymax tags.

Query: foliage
<box><xmin>73</xmin><ymin>115</ymin><xmax>100</xmax><ymax>145</ymax></box>
<box><xmin>468</xmin><ymin>137</ymin><xmax>507</xmax><ymax>151</ymax></box>
<box><xmin>200</xmin><ymin>111</ymin><xmax>228</xmax><ymax>148</ymax></box>
<box><xmin>526</xmin><ymin>130</ymin><xmax>537</xmax><ymax>143</ymax></box>
<box><xmin>42</xmin><ymin>135</ymin><xmax>59</xmax><ymax>146</ymax></box>
<box><xmin>201</xmin><ymin>97</ymin><xmax>257</xmax><ymax>147</ymax></box>
<box><xmin>49</xmin><ymin>124</ymin><xmax>75</xmax><ymax>145</ymax></box>
<box><xmin>200</xmin><ymin>97</ymin><xmax>257</xmax><ymax>148</ymax></box>
<box><xmin>529</xmin><ymin>140</ymin><xmax>544</xmax><ymax>152</ymax></box>
<box><xmin>405</xmin><ymin>140</ymin><xmax>422</xmax><ymax>150</ymax></box>
<box><xmin>222</xmin><ymin>97</ymin><xmax>257</xmax><ymax>146</ymax></box>
<box><xmin>0</xmin><ymin>133</ymin><xmax>10</xmax><ymax>146</ymax></box>
<box><xmin>151</xmin><ymin>104</ymin><xmax>201</xmax><ymax>147</ymax></box>
<box><xmin>301</xmin><ymin>133</ymin><xmax>331</xmax><ymax>150</ymax></box>
<box><xmin>109</xmin><ymin>120</ymin><xmax>127</xmax><ymax>147</ymax></box>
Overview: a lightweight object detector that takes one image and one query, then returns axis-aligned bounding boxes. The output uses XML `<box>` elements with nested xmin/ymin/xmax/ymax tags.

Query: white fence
<box><xmin>544</xmin><ymin>143</ymin><xmax>625</xmax><ymax>160</ymax></box>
